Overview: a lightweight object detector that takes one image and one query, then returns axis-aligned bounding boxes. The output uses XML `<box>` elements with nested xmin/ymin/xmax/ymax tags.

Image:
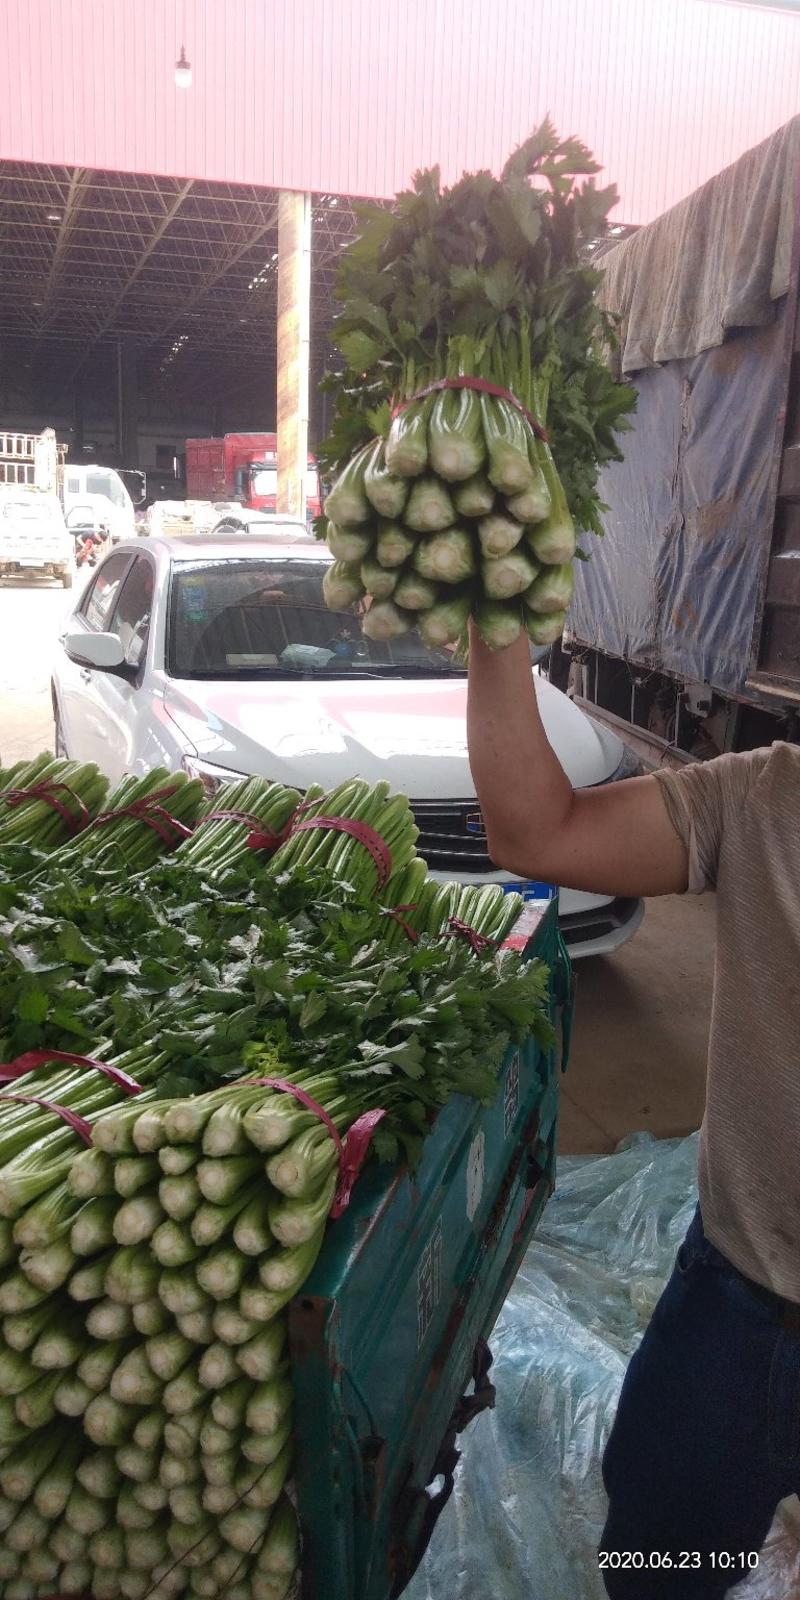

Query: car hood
<box><xmin>163</xmin><ymin>673</ymin><xmax>622</xmax><ymax>797</ymax></box>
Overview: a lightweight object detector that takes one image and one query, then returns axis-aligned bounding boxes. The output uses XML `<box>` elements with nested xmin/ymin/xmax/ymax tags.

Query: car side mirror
<box><xmin>64</xmin><ymin>630</ymin><xmax>130</xmax><ymax>675</ymax></box>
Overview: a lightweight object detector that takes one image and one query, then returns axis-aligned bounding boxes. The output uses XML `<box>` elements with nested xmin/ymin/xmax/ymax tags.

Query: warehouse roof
<box><xmin>0</xmin><ymin>161</ymin><xmax>360</xmax><ymax>406</ymax></box>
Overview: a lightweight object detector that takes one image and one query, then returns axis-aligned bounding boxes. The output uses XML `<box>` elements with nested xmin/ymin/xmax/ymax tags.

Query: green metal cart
<box><xmin>289</xmin><ymin>897</ymin><xmax>573</xmax><ymax>1600</ymax></box>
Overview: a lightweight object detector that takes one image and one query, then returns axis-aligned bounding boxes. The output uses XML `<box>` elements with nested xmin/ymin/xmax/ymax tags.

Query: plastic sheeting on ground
<box><xmin>404</xmin><ymin>1133</ymin><xmax>800</xmax><ymax>1600</ymax></box>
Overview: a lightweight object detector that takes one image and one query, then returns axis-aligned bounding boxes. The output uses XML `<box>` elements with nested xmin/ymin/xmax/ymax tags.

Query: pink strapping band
<box><xmin>253</xmin><ymin>1076</ymin><xmax>386</xmax><ymax>1219</ymax></box>
<box><xmin>391</xmin><ymin>375</ymin><xmax>549</xmax><ymax>441</ymax></box>
<box><xmin>246</xmin><ymin>803</ymin><xmax>394</xmax><ymax>891</ymax></box>
<box><xmin>0</xmin><ymin>1049</ymin><xmax>144</xmax><ymax>1094</ymax></box>
<box><xmin>88</xmin><ymin>783</ymin><xmax>194</xmax><ymax>848</ymax></box>
<box><xmin>0</xmin><ymin>1092</ymin><xmax>93</xmax><ymax>1145</ymax></box>
<box><xmin>0</xmin><ymin>1050</ymin><xmax>145</xmax><ymax>1147</ymax></box>
<box><xmin>379</xmin><ymin>903</ymin><xmax>420</xmax><ymax>942</ymax></box>
<box><xmin>0</xmin><ymin>780</ymin><xmax>90</xmax><ymax>834</ymax></box>
<box><xmin>445</xmin><ymin>916</ymin><xmax>498</xmax><ymax>955</ymax></box>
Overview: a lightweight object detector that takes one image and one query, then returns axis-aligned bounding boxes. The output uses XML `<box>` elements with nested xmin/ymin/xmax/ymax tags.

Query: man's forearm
<box><xmin>466</xmin><ymin>623</ymin><xmax>690</xmax><ymax>897</ymax></box>
<box><xmin>466</xmin><ymin>623</ymin><xmax>574</xmax><ymax>873</ymax></box>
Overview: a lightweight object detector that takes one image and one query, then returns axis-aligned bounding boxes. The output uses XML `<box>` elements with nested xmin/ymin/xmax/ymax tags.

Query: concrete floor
<box><xmin>559</xmin><ymin>892</ymin><xmax>715</xmax><ymax>1153</ymax></box>
<box><xmin>0</xmin><ymin>578</ymin><xmax>717</xmax><ymax>1154</ymax></box>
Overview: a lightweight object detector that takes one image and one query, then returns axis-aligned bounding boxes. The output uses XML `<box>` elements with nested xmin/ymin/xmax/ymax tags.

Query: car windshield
<box><xmin>167</xmin><ymin>556</ymin><xmax>471</xmax><ymax>679</ymax></box>
<box><xmin>85</xmin><ymin>471</ymin><xmax>127</xmax><ymax>509</ymax></box>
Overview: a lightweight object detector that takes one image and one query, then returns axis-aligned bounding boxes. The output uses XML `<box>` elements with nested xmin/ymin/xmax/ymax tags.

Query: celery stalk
<box><xmin>76</xmin><ymin>1449</ymin><xmax>122</xmax><ymax>1501</ymax></box>
<box><xmin>85</xmin><ymin>1296</ymin><xmax>135</xmax><ymax>1339</ymax></box>
<box><xmin>15</xmin><ymin>1370</ymin><xmax>62</xmax><ymax>1428</ymax></box>
<box><xmin>236</xmin><ymin>1318</ymin><xmax>288</xmax><ymax>1382</ymax></box>
<box><xmin>113</xmin><ymin>1190</ymin><xmax>164</xmax><ymax>1245</ymax></box>
<box><xmin>83</xmin><ymin>1391</ymin><xmax>137</xmax><ymax>1446</ymax></box>
<box><xmin>198</xmin><ymin>1340</ymin><xmax>241</xmax><ymax>1389</ymax></box>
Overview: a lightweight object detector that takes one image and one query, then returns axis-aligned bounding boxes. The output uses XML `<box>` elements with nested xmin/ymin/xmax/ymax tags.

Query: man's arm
<box><xmin>466</xmin><ymin>626</ymin><xmax>689</xmax><ymax>898</ymax></box>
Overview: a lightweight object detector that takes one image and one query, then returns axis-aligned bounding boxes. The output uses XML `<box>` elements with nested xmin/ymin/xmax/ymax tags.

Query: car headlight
<box><xmin>181</xmin><ymin>755</ymin><xmax>252</xmax><ymax>798</ymax></box>
<box><xmin>607</xmin><ymin>742</ymin><xmax>646</xmax><ymax>783</ymax></box>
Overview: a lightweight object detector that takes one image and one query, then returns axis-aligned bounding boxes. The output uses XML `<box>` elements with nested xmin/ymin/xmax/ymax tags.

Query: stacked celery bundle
<box><xmin>0</xmin><ymin>757</ymin><xmax>552</xmax><ymax>1600</ymax></box>
<box><xmin>324</xmin><ymin>390</ymin><xmax>578</xmax><ymax>650</ymax></box>
<box><xmin>0</xmin><ymin>754</ymin><xmax>109</xmax><ymax>850</ymax></box>
<box><xmin>317</xmin><ymin>118</ymin><xmax>636</xmax><ymax>651</ymax></box>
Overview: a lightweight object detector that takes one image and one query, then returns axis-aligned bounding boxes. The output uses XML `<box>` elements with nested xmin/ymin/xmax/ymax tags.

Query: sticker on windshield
<box><xmin>225</xmin><ymin>654</ymin><xmax>279</xmax><ymax>667</ymax></box>
<box><xmin>180</xmin><ymin>576</ymin><xmax>210</xmax><ymax>619</ymax></box>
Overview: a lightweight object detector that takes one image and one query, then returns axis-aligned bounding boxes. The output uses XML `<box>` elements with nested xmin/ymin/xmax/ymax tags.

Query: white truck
<box><xmin>0</xmin><ymin>429</ymin><xmax>136</xmax><ymax>544</ymax></box>
<box><xmin>0</xmin><ymin>486</ymin><xmax>75</xmax><ymax>587</ymax></box>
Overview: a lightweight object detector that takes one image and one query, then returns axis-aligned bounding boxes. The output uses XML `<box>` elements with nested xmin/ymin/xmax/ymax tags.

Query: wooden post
<box><xmin>276</xmin><ymin>191</ymin><xmax>311</xmax><ymax>521</ymax></box>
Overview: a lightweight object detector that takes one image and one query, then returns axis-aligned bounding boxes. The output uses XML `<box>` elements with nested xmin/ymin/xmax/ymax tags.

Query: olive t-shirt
<box><xmin>654</xmin><ymin>742</ymin><xmax>800</xmax><ymax>1301</ymax></box>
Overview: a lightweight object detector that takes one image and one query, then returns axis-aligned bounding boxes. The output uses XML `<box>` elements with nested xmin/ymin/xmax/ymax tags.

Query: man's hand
<box><xmin>466</xmin><ymin>625</ymin><xmax>689</xmax><ymax>899</ymax></box>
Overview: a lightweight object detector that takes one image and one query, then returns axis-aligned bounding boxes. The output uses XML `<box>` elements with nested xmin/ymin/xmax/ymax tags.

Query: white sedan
<box><xmin>51</xmin><ymin>532</ymin><xmax>644</xmax><ymax>959</ymax></box>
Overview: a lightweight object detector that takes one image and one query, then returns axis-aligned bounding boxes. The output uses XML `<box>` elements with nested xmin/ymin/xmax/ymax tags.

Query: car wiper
<box><xmin>360</xmin><ymin>663</ymin><xmax>468</xmax><ymax>677</ymax></box>
<box><xmin>180</xmin><ymin>666</ymin><xmax>314</xmax><ymax>680</ymax></box>
<box><xmin>303</xmin><ymin>666</ymin><xmax>383</xmax><ymax>678</ymax></box>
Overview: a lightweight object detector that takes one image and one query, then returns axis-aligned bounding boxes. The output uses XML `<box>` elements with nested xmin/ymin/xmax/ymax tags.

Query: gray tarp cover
<box><xmin>568</xmin><ymin>306</ymin><xmax>785</xmax><ymax>692</ymax></box>
<box><xmin>405</xmin><ymin>1134</ymin><xmax>800</xmax><ymax>1600</ymax></box>
<box><xmin>597</xmin><ymin>117</ymin><xmax>799</xmax><ymax>377</ymax></box>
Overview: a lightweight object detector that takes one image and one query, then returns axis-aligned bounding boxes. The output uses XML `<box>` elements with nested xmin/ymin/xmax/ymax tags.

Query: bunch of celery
<box><xmin>0</xmin><ymin>929</ymin><xmax>547</xmax><ymax>1600</ymax></box>
<box><xmin>0</xmin><ymin>758</ymin><xmax>553</xmax><ymax>1600</ymax></box>
<box><xmin>323</xmin><ymin>397</ymin><xmax>577</xmax><ymax>650</ymax></box>
<box><xmin>377</xmin><ymin>866</ymin><xmax>522</xmax><ymax>951</ymax></box>
<box><xmin>50</xmin><ymin>768</ymin><xmax>206</xmax><ymax>876</ymax></box>
<box><xmin>176</xmin><ymin>775</ymin><xmax>302</xmax><ymax>877</ymax></box>
<box><xmin>0</xmin><ymin>752</ymin><xmax>108</xmax><ymax>848</ymax></box>
<box><xmin>317</xmin><ymin>118</ymin><xmax>636</xmax><ymax>652</ymax></box>
<box><xmin>0</xmin><ymin>1060</ymin><xmax>310</xmax><ymax>1599</ymax></box>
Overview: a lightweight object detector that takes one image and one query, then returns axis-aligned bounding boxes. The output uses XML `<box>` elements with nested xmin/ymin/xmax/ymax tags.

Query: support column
<box><xmin>276</xmin><ymin>191</ymin><xmax>311</xmax><ymax>521</ymax></box>
<box><xmin>115</xmin><ymin>338</ymin><xmax>139</xmax><ymax>466</ymax></box>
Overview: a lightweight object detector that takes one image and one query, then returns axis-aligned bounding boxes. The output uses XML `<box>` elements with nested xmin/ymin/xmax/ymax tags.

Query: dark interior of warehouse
<box><xmin>0</xmin><ymin>162</ymin><xmax>362</xmax><ymax>494</ymax></box>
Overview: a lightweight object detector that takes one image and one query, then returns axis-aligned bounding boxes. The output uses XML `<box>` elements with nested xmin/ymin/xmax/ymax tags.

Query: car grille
<box><xmin>558</xmin><ymin>896</ymin><xmax>640</xmax><ymax>946</ymax></box>
<box><xmin>410</xmin><ymin>798</ymin><xmax>494</xmax><ymax>873</ymax></box>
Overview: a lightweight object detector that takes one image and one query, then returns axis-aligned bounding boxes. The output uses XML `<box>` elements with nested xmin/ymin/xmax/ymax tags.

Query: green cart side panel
<box><xmin>289</xmin><ymin>899</ymin><xmax>569</xmax><ymax>1600</ymax></box>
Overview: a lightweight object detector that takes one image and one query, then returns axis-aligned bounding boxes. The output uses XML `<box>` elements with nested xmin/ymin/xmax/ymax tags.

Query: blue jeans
<box><xmin>599</xmin><ymin>1208</ymin><xmax>800</xmax><ymax>1597</ymax></box>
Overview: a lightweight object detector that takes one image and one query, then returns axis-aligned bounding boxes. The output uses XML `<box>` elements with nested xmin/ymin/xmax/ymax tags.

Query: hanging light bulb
<box><xmin>174</xmin><ymin>45</ymin><xmax>192</xmax><ymax>89</ymax></box>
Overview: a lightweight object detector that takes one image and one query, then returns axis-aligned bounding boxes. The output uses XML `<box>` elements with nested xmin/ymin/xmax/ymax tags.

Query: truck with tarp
<box><xmin>554</xmin><ymin>117</ymin><xmax>800</xmax><ymax>759</ymax></box>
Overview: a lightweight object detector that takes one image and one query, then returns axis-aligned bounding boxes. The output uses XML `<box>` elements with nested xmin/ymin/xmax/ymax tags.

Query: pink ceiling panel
<box><xmin>1</xmin><ymin>0</ymin><xmax>799</xmax><ymax>223</ymax></box>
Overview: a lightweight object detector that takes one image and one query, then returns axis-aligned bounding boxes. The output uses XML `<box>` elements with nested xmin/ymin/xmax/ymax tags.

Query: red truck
<box><xmin>185</xmin><ymin>433</ymin><xmax>322</xmax><ymax>517</ymax></box>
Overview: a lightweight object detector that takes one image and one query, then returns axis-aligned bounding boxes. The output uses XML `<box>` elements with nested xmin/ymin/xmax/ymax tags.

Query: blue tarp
<box><xmin>569</xmin><ymin>308</ymin><xmax>786</xmax><ymax>694</ymax></box>
<box><xmin>405</xmin><ymin>1134</ymin><xmax>800</xmax><ymax>1600</ymax></box>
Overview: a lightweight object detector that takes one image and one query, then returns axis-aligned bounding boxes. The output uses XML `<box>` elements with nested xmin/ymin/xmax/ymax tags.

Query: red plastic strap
<box><xmin>379</xmin><ymin>903</ymin><xmax>419</xmax><ymax>943</ymax></box>
<box><xmin>445</xmin><ymin>915</ymin><xmax>498</xmax><ymax>955</ymax></box>
<box><xmin>0</xmin><ymin>1049</ymin><xmax>143</xmax><ymax>1095</ymax></box>
<box><xmin>247</xmin><ymin>807</ymin><xmax>393</xmax><ymax>889</ymax></box>
<box><xmin>254</xmin><ymin>1076</ymin><xmax>343</xmax><ymax>1153</ymax></box>
<box><xmin>253</xmin><ymin>1076</ymin><xmax>386</xmax><ymax>1218</ymax></box>
<box><xmin>90</xmin><ymin>784</ymin><xmax>194</xmax><ymax>848</ymax></box>
<box><xmin>289</xmin><ymin>816</ymin><xmax>393</xmax><ymax>888</ymax></box>
<box><xmin>330</xmin><ymin>1109</ymin><xmax>386</xmax><ymax>1218</ymax></box>
<box><xmin>0</xmin><ymin>780</ymin><xmax>90</xmax><ymax>834</ymax></box>
<box><xmin>0</xmin><ymin>1092</ymin><xmax>92</xmax><ymax>1145</ymax></box>
<box><xmin>195</xmin><ymin>809</ymin><xmax>267</xmax><ymax>832</ymax></box>
<box><xmin>245</xmin><ymin>793</ymin><xmax>320</xmax><ymax>853</ymax></box>
<box><xmin>245</xmin><ymin>822</ymin><xmax>290</xmax><ymax>851</ymax></box>
<box><xmin>392</xmin><ymin>376</ymin><xmax>549</xmax><ymax>442</ymax></box>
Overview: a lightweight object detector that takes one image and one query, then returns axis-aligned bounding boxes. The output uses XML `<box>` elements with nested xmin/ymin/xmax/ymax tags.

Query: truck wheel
<box><xmin>61</xmin><ymin>568</ymin><xmax>74</xmax><ymax>589</ymax></box>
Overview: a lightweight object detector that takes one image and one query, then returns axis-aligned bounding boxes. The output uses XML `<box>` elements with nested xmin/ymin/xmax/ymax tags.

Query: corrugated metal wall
<box><xmin>1</xmin><ymin>0</ymin><xmax>799</xmax><ymax>222</ymax></box>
